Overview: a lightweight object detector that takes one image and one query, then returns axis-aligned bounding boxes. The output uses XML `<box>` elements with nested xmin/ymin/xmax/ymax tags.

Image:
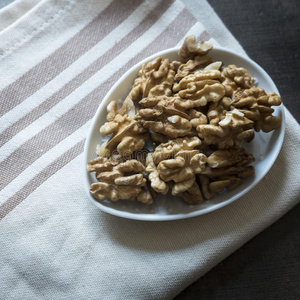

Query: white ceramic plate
<box><xmin>83</xmin><ymin>47</ymin><xmax>285</xmax><ymax>221</ymax></box>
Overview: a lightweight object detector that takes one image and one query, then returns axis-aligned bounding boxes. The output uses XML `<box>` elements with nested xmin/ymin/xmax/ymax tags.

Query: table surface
<box><xmin>175</xmin><ymin>0</ymin><xmax>300</xmax><ymax>299</ymax></box>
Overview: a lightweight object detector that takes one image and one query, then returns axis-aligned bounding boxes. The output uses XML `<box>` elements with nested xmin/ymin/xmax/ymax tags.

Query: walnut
<box><xmin>202</xmin><ymin>164</ymin><xmax>255</xmax><ymax>179</ymax></box>
<box><xmin>126</xmin><ymin>57</ymin><xmax>175</xmax><ymax>102</ymax></box>
<box><xmin>207</xmin><ymin>148</ymin><xmax>255</xmax><ymax>168</ymax></box>
<box><xmin>99</xmin><ymin>113</ymin><xmax>148</xmax><ymax>156</ymax></box>
<box><xmin>197</xmin><ymin>109</ymin><xmax>254</xmax><ymax>149</ymax></box>
<box><xmin>88</xmin><ymin>156</ymin><xmax>153</xmax><ymax>204</ymax></box>
<box><xmin>148</xmin><ymin>130</ymin><xmax>170</xmax><ymax>144</ymax></box>
<box><xmin>146</xmin><ymin>148</ymin><xmax>207</xmax><ymax>203</ymax></box>
<box><xmin>138</xmin><ymin>96</ymin><xmax>194</xmax><ymax>138</ymax></box>
<box><xmin>188</xmin><ymin>109</ymin><xmax>208</xmax><ymax>127</ymax></box>
<box><xmin>139</xmin><ymin>96</ymin><xmax>191</xmax><ymax>119</ymax></box>
<box><xmin>173</xmin><ymin>70</ymin><xmax>222</xmax><ymax>92</ymax></box>
<box><xmin>178</xmin><ymin>35</ymin><xmax>213</xmax><ymax>63</ymax></box>
<box><xmin>146</xmin><ymin>137</ymin><xmax>206</xmax><ymax>202</ymax></box>
<box><xmin>197</xmin><ymin>174</ymin><xmax>237</xmax><ymax>200</ymax></box>
<box><xmin>106</xmin><ymin>98</ymin><xmax>136</xmax><ymax>121</ymax></box>
<box><xmin>141</xmin><ymin>112</ymin><xmax>192</xmax><ymax>139</ymax></box>
<box><xmin>206</xmin><ymin>97</ymin><xmax>231</xmax><ymax>125</ymax></box>
<box><xmin>175</xmin><ymin>55</ymin><xmax>215</xmax><ymax>81</ymax></box>
<box><xmin>87</xmin><ymin>154</ymin><xmax>124</xmax><ymax>173</ymax></box>
<box><xmin>177</xmin><ymin>181</ymin><xmax>204</xmax><ymax>204</ymax></box>
<box><xmin>157</xmin><ymin>150</ymin><xmax>207</xmax><ymax>196</ymax></box>
<box><xmin>197</xmin><ymin>149</ymin><xmax>255</xmax><ymax>199</ymax></box>
<box><xmin>145</xmin><ymin>153</ymin><xmax>169</xmax><ymax>194</ymax></box>
<box><xmin>151</xmin><ymin>136</ymin><xmax>202</xmax><ymax>165</ymax></box>
<box><xmin>170</xmin><ymin>60</ymin><xmax>182</xmax><ymax>72</ymax></box>
<box><xmin>220</xmin><ymin>64</ymin><xmax>255</xmax><ymax>96</ymax></box>
<box><xmin>173</xmin><ymin>71</ymin><xmax>226</xmax><ymax>106</ymax></box>
<box><xmin>197</xmin><ymin>166</ymin><xmax>254</xmax><ymax>200</ymax></box>
<box><xmin>231</xmin><ymin>87</ymin><xmax>282</xmax><ymax>132</ymax></box>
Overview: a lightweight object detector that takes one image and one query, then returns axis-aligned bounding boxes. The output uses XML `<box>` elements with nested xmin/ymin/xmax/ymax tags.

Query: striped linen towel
<box><xmin>0</xmin><ymin>0</ymin><xmax>299</xmax><ymax>299</ymax></box>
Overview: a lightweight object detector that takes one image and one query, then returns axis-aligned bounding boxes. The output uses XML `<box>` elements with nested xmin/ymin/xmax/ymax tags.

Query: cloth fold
<box><xmin>0</xmin><ymin>0</ymin><xmax>299</xmax><ymax>299</ymax></box>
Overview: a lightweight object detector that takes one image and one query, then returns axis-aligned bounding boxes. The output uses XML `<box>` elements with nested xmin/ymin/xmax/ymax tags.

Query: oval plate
<box><xmin>83</xmin><ymin>47</ymin><xmax>285</xmax><ymax>221</ymax></box>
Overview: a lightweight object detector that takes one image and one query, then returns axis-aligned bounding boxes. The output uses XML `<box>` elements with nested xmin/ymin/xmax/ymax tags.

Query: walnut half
<box><xmin>88</xmin><ymin>156</ymin><xmax>153</xmax><ymax>204</ymax></box>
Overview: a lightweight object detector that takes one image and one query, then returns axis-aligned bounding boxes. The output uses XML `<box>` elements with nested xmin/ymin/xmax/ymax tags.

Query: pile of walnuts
<box><xmin>87</xmin><ymin>35</ymin><xmax>282</xmax><ymax>205</ymax></box>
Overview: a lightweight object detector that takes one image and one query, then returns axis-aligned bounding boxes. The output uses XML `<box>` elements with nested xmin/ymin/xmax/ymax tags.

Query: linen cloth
<box><xmin>0</xmin><ymin>0</ymin><xmax>299</xmax><ymax>299</ymax></box>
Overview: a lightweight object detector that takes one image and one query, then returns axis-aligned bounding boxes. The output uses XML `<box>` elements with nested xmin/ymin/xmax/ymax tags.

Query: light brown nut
<box><xmin>157</xmin><ymin>150</ymin><xmax>207</xmax><ymax>196</ymax></box>
<box><xmin>178</xmin><ymin>81</ymin><xmax>225</xmax><ymax>106</ymax></box>
<box><xmin>171</xmin><ymin>60</ymin><xmax>182</xmax><ymax>72</ymax></box>
<box><xmin>138</xmin><ymin>95</ymin><xmax>195</xmax><ymax>138</ymax></box>
<box><xmin>90</xmin><ymin>182</ymin><xmax>145</xmax><ymax>202</ymax></box>
<box><xmin>202</xmin><ymin>165</ymin><xmax>255</xmax><ymax>178</ymax></box>
<box><xmin>99</xmin><ymin>114</ymin><xmax>148</xmax><ymax>156</ymax></box>
<box><xmin>173</xmin><ymin>70</ymin><xmax>222</xmax><ymax>92</ymax></box>
<box><xmin>220</xmin><ymin>64</ymin><xmax>255</xmax><ymax>96</ymax></box>
<box><xmin>145</xmin><ymin>153</ymin><xmax>169</xmax><ymax>195</ymax></box>
<box><xmin>188</xmin><ymin>109</ymin><xmax>208</xmax><ymax>127</ymax></box>
<box><xmin>231</xmin><ymin>87</ymin><xmax>282</xmax><ymax>132</ymax></box>
<box><xmin>143</xmin><ymin>116</ymin><xmax>192</xmax><ymax>139</ymax></box>
<box><xmin>197</xmin><ymin>109</ymin><xmax>254</xmax><ymax>149</ymax></box>
<box><xmin>197</xmin><ymin>161</ymin><xmax>254</xmax><ymax>200</ymax></box>
<box><xmin>177</xmin><ymin>181</ymin><xmax>204</xmax><ymax>204</ymax></box>
<box><xmin>88</xmin><ymin>157</ymin><xmax>145</xmax><ymax>181</ymax></box>
<box><xmin>126</xmin><ymin>57</ymin><xmax>175</xmax><ymax>102</ymax></box>
<box><xmin>88</xmin><ymin>157</ymin><xmax>153</xmax><ymax>204</ymax></box>
<box><xmin>198</xmin><ymin>175</ymin><xmax>232</xmax><ymax>200</ymax></box>
<box><xmin>106</xmin><ymin>98</ymin><xmax>136</xmax><ymax>121</ymax></box>
<box><xmin>137</xmin><ymin>188</ymin><xmax>155</xmax><ymax>204</ymax></box>
<box><xmin>151</xmin><ymin>136</ymin><xmax>202</xmax><ymax>164</ymax></box>
<box><xmin>87</xmin><ymin>154</ymin><xmax>124</xmax><ymax>174</ymax></box>
<box><xmin>173</xmin><ymin>71</ymin><xmax>225</xmax><ymax>107</ymax></box>
<box><xmin>207</xmin><ymin>97</ymin><xmax>231</xmax><ymax>125</ymax></box>
<box><xmin>207</xmin><ymin>148</ymin><xmax>255</xmax><ymax>168</ymax></box>
<box><xmin>148</xmin><ymin>130</ymin><xmax>170</xmax><ymax>144</ymax></box>
<box><xmin>178</xmin><ymin>35</ymin><xmax>213</xmax><ymax>63</ymax></box>
<box><xmin>139</xmin><ymin>96</ymin><xmax>191</xmax><ymax>119</ymax></box>
<box><xmin>175</xmin><ymin>55</ymin><xmax>215</xmax><ymax>81</ymax></box>
<box><xmin>146</xmin><ymin>142</ymin><xmax>207</xmax><ymax>201</ymax></box>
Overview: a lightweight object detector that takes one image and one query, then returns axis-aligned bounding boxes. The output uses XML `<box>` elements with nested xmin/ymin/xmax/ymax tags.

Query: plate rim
<box><xmin>83</xmin><ymin>46</ymin><xmax>285</xmax><ymax>221</ymax></box>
